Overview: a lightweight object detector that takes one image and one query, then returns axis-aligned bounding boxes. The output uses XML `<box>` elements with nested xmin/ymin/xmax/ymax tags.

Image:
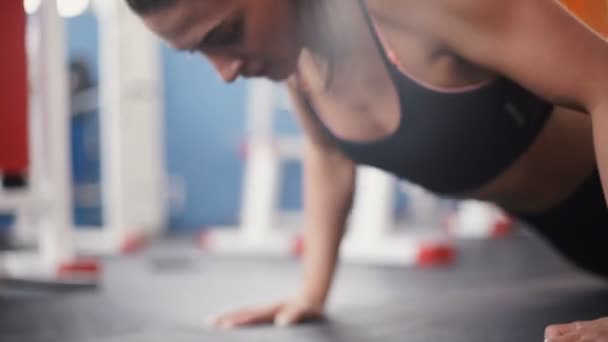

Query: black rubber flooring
<box><xmin>1</xmin><ymin>234</ymin><xmax>607</xmax><ymax>342</ymax></box>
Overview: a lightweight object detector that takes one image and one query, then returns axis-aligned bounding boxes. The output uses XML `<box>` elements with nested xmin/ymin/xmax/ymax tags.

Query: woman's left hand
<box><xmin>545</xmin><ymin>317</ymin><xmax>608</xmax><ymax>341</ymax></box>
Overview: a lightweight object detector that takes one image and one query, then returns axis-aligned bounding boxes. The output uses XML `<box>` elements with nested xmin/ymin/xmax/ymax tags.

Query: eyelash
<box><xmin>200</xmin><ymin>18</ymin><xmax>244</xmax><ymax>49</ymax></box>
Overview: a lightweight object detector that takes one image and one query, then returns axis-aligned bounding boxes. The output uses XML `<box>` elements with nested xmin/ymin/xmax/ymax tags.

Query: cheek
<box><xmin>262</xmin><ymin>28</ymin><xmax>299</xmax><ymax>59</ymax></box>
<box><xmin>245</xmin><ymin>5</ymin><xmax>301</xmax><ymax>60</ymax></box>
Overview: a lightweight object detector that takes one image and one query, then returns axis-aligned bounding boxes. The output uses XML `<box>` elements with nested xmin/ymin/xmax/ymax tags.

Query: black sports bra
<box><xmin>300</xmin><ymin>0</ymin><xmax>552</xmax><ymax>196</ymax></box>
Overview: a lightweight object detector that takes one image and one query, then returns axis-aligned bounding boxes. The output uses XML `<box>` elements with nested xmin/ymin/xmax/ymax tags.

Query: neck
<box><xmin>296</xmin><ymin>0</ymin><xmax>334</xmax><ymax>67</ymax></box>
<box><xmin>296</xmin><ymin>0</ymin><xmax>366</xmax><ymax>87</ymax></box>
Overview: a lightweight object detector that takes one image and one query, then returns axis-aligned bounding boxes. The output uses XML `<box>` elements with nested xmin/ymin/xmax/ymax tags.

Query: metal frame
<box><xmin>0</xmin><ymin>0</ymin><xmax>97</xmax><ymax>284</ymax></box>
<box><xmin>73</xmin><ymin>0</ymin><xmax>168</xmax><ymax>255</ymax></box>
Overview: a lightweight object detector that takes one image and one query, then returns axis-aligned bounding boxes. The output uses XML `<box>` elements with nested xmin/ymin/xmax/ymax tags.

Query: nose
<box><xmin>206</xmin><ymin>52</ymin><xmax>245</xmax><ymax>83</ymax></box>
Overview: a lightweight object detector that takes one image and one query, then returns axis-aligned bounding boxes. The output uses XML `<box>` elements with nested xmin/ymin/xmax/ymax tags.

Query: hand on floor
<box><xmin>545</xmin><ymin>317</ymin><xmax>608</xmax><ymax>341</ymax></box>
<box><xmin>208</xmin><ymin>297</ymin><xmax>325</xmax><ymax>329</ymax></box>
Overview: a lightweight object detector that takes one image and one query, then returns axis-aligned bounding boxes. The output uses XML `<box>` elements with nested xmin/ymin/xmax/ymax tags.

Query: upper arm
<box><xmin>285</xmin><ymin>78</ymin><xmax>338</xmax><ymax>150</ymax></box>
<box><xmin>285</xmin><ymin>78</ymin><xmax>356</xmax><ymax>180</ymax></box>
<box><xmin>426</xmin><ymin>0</ymin><xmax>608</xmax><ymax>113</ymax></box>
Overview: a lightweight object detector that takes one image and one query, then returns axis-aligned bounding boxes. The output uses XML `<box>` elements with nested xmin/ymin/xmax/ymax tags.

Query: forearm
<box><xmin>299</xmin><ymin>142</ymin><xmax>355</xmax><ymax>306</ymax></box>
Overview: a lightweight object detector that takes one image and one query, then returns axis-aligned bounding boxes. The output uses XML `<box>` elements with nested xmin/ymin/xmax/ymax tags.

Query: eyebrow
<box><xmin>167</xmin><ymin>8</ymin><xmax>222</xmax><ymax>52</ymax></box>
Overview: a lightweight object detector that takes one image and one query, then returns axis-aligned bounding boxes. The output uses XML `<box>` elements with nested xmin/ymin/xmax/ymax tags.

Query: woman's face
<box><xmin>141</xmin><ymin>0</ymin><xmax>302</xmax><ymax>82</ymax></box>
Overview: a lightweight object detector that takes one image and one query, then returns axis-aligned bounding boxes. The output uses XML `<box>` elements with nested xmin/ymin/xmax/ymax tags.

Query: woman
<box><xmin>125</xmin><ymin>0</ymin><xmax>608</xmax><ymax>340</ymax></box>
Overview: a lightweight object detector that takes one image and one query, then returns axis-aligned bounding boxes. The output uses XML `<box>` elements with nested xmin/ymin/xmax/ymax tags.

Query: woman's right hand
<box><xmin>208</xmin><ymin>297</ymin><xmax>325</xmax><ymax>329</ymax></box>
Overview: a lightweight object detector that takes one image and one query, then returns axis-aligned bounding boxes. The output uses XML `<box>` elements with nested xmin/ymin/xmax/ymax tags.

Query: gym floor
<box><xmin>1</xmin><ymin>233</ymin><xmax>607</xmax><ymax>342</ymax></box>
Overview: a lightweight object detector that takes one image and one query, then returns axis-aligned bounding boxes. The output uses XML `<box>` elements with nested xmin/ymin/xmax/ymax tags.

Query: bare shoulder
<box><xmin>369</xmin><ymin>0</ymin><xmax>523</xmax><ymax>37</ymax></box>
<box><xmin>367</xmin><ymin>0</ymin><xmax>517</xmax><ymax>78</ymax></box>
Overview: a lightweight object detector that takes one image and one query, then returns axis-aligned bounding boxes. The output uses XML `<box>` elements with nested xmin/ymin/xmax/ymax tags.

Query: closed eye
<box><xmin>198</xmin><ymin>16</ymin><xmax>244</xmax><ymax>49</ymax></box>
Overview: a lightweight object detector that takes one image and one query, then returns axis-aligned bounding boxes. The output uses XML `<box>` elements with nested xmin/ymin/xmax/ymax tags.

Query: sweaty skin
<box><xmin>133</xmin><ymin>0</ymin><xmax>608</xmax><ymax>338</ymax></box>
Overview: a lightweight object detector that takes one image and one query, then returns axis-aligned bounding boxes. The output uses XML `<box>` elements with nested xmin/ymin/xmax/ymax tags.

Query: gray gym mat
<box><xmin>1</xmin><ymin>235</ymin><xmax>607</xmax><ymax>342</ymax></box>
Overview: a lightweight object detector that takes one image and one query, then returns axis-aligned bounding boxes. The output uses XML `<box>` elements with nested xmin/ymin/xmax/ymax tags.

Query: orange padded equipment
<box><xmin>561</xmin><ymin>0</ymin><xmax>608</xmax><ymax>37</ymax></box>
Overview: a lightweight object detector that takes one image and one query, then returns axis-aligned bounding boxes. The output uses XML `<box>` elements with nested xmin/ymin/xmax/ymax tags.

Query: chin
<box><xmin>265</xmin><ymin>73</ymin><xmax>291</xmax><ymax>82</ymax></box>
<box><xmin>265</xmin><ymin>59</ymin><xmax>298</xmax><ymax>82</ymax></box>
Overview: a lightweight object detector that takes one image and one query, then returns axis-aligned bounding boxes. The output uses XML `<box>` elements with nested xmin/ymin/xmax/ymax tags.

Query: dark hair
<box><xmin>125</xmin><ymin>0</ymin><xmax>177</xmax><ymax>15</ymax></box>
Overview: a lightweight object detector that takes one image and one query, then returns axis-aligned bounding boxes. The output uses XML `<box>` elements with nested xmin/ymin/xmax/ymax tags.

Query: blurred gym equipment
<box><xmin>0</xmin><ymin>0</ymin><xmax>97</xmax><ymax>286</ymax></box>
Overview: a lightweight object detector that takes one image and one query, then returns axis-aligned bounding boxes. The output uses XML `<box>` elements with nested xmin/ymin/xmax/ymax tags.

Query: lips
<box><xmin>241</xmin><ymin>61</ymin><xmax>293</xmax><ymax>81</ymax></box>
<box><xmin>242</xmin><ymin>64</ymin><xmax>266</xmax><ymax>78</ymax></box>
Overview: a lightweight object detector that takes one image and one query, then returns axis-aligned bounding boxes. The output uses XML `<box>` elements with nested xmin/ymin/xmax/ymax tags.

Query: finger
<box><xmin>592</xmin><ymin>317</ymin><xmax>608</xmax><ymax>325</ymax></box>
<box><xmin>275</xmin><ymin>307</ymin><xmax>307</xmax><ymax>327</ymax></box>
<box><xmin>214</xmin><ymin>305</ymin><xmax>283</xmax><ymax>329</ymax></box>
<box><xmin>545</xmin><ymin>331</ymin><xmax>581</xmax><ymax>342</ymax></box>
<box><xmin>208</xmin><ymin>311</ymin><xmax>246</xmax><ymax>328</ymax></box>
<box><xmin>207</xmin><ymin>311</ymin><xmax>246</xmax><ymax>327</ymax></box>
<box><xmin>545</xmin><ymin>322</ymin><xmax>585</xmax><ymax>338</ymax></box>
<box><xmin>209</xmin><ymin>303</ymin><xmax>281</xmax><ymax>326</ymax></box>
<box><xmin>275</xmin><ymin>303</ymin><xmax>324</xmax><ymax>327</ymax></box>
<box><xmin>213</xmin><ymin>311</ymin><xmax>260</xmax><ymax>329</ymax></box>
<box><xmin>222</xmin><ymin>312</ymin><xmax>273</xmax><ymax>328</ymax></box>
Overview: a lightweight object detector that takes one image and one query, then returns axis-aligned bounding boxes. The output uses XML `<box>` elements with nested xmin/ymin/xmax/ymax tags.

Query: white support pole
<box><xmin>201</xmin><ymin>80</ymin><xmax>299</xmax><ymax>255</ymax></box>
<box><xmin>241</xmin><ymin>80</ymin><xmax>281</xmax><ymax>243</ymax></box>
<box><xmin>240</xmin><ymin>80</ymin><xmax>280</xmax><ymax>241</ymax></box>
<box><xmin>95</xmin><ymin>0</ymin><xmax>128</xmax><ymax>251</ymax></box>
<box><xmin>239</xmin><ymin>141</ymin><xmax>280</xmax><ymax>242</ymax></box>
<box><xmin>38</xmin><ymin>0</ymin><xmax>75</xmax><ymax>265</ymax></box>
<box><xmin>111</xmin><ymin>0</ymin><xmax>167</xmax><ymax>237</ymax></box>
<box><xmin>78</xmin><ymin>0</ymin><xmax>167</xmax><ymax>254</ymax></box>
<box><xmin>347</xmin><ymin>167</ymin><xmax>396</xmax><ymax>241</ymax></box>
<box><xmin>447</xmin><ymin>200</ymin><xmax>515</xmax><ymax>239</ymax></box>
<box><xmin>339</xmin><ymin>168</ymin><xmax>454</xmax><ymax>266</ymax></box>
<box><xmin>246</xmin><ymin>79</ymin><xmax>276</xmax><ymax>138</ymax></box>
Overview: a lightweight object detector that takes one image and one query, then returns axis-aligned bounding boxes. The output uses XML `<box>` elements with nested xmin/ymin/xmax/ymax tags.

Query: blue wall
<box><xmin>162</xmin><ymin>50</ymin><xmax>304</xmax><ymax>230</ymax></box>
<box><xmin>66</xmin><ymin>12</ymin><xmax>103</xmax><ymax>227</ymax></box>
<box><xmin>162</xmin><ymin>50</ymin><xmax>248</xmax><ymax>229</ymax></box>
<box><xmin>66</xmin><ymin>13</ymin><xmax>99</xmax><ymax>83</ymax></box>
